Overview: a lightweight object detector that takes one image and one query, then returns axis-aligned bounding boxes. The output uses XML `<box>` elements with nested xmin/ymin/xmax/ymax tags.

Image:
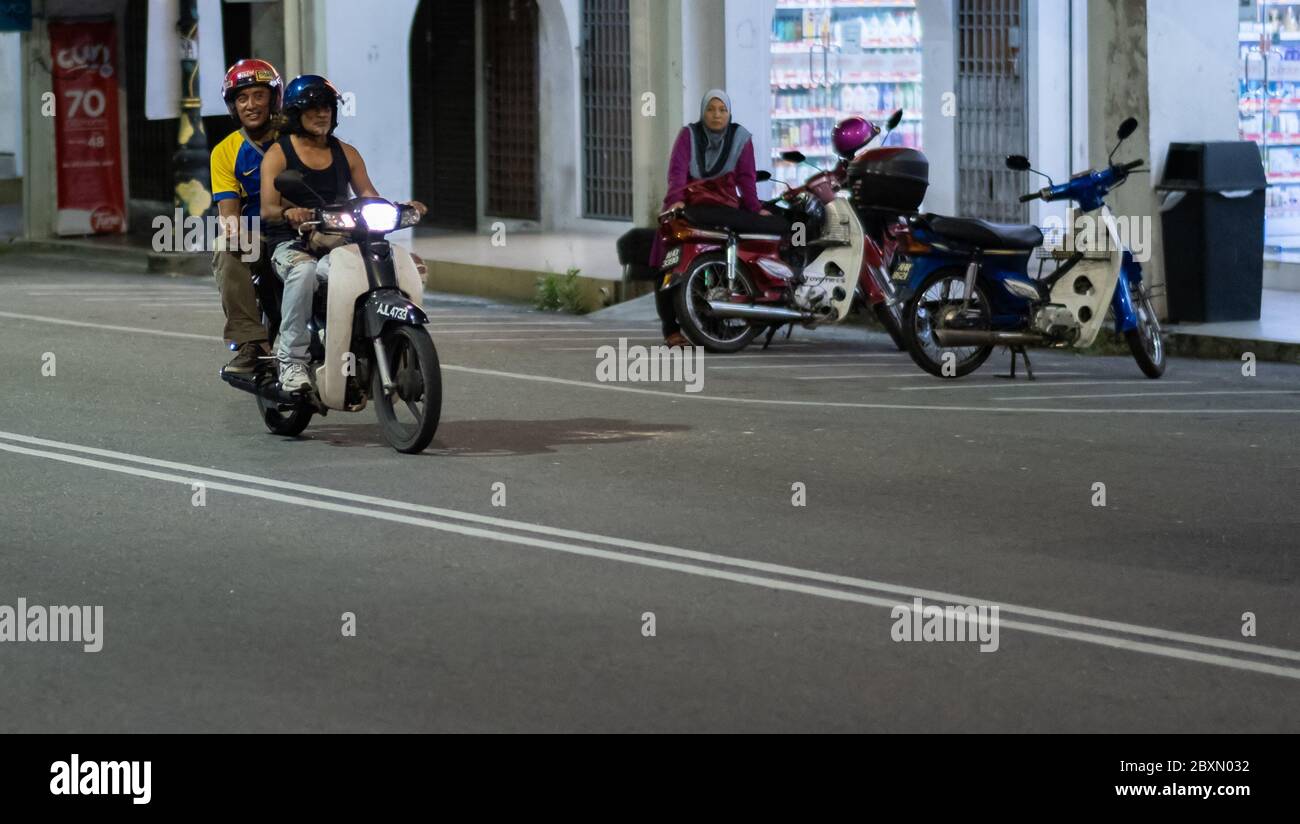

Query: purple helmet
<box><xmin>832</xmin><ymin>116</ymin><xmax>879</xmax><ymax>159</ymax></box>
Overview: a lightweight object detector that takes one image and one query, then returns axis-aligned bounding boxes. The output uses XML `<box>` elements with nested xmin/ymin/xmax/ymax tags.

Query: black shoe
<box><xmin>223</xmin><ymin>341</ymin><xmax>268</xmax><ymax>374</ymax></box>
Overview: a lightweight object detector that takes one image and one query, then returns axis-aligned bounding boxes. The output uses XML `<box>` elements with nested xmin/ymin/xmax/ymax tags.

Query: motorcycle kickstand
<box><xmin>762</xmin><ymin>324</ymin><xmax>779</xmax><ymax>350</ymax></box>
<box><xmin>997</xmin><ymin>345</ymin><xmax>1035</xmax><ymax>380</ymax></box>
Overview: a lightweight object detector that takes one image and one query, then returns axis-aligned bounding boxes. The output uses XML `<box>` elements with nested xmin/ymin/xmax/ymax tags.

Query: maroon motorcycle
<box><xmin>649</xmin><ymin>110</ymin><xmax>927</xmax><ymax>353</ymax></box>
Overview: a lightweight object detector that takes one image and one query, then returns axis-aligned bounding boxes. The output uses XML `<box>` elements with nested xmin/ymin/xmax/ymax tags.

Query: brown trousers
<box><xmin>211</xmin><ymin>250</ymin><xmax>268</xmax><ymax>345</ymax></box>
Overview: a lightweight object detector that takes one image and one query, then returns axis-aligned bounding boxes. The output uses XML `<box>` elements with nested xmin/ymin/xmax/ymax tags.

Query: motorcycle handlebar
<box><xmin>1121</xmin><ymin>158</ymin><xmax>1144</xmax><ymax>171</ymax></box>
<box><xmin>1018</xmin><ymin>191</ymin><xmax>1040</xmax><ymax>203</ymax></box>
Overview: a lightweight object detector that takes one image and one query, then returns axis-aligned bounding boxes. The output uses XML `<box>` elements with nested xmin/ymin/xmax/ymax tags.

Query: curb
<box><xmin>5</xmin><ymin>238</ymin><xmax>209</xmax><ymax>277</ymax></box>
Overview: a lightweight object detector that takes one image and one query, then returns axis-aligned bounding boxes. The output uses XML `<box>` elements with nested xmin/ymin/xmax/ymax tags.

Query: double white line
<box><xmin>2</xmin><ymin>429</ymin><xmax>1298</xmax><ymax>680</ymax></box>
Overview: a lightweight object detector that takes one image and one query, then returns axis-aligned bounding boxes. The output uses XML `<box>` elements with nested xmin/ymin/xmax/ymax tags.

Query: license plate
<box><xmin>662</xmin><ymin>247</ymin><xmax>681</xmax><ymax>269</ymax></box>
<box><xmin>891</xmin><ymin>261</ymin><xmax>912</xmax><ymax>281</ymax></box>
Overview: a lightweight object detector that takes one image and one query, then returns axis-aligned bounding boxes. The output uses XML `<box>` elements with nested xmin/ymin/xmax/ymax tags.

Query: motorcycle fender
<box><xmin>316</xmin><ymin>244</ymin><xmax>425</xmax><ymax>410</ymax></box>
<box><xmin>362</xmin><ymin>290</ymin><xmax>428</xmax><ymax>338</ymax></box>
<box><xmin>1111</xmin><ymin>253</ymin><xmax>1141</xmax><ymax>334</ymax></box>
<box><xmin>660</xmin><ymin>243</ymin><xmax>719</xmax><ymax>289</ymax></box>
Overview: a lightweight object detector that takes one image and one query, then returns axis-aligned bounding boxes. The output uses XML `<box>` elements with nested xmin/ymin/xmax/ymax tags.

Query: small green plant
<box><xmin>534</xmin><ymin>266</ymin><xmax>588</xmax><ymax>314</ymax></box>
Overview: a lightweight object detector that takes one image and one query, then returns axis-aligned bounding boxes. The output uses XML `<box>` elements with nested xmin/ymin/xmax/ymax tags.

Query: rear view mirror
<box><xmin>755</xmin><ymin>170</ymin><xmax>772</xmax><ymax>182</ymax></box>
<box><xmin>1117</xmin><ymin>117</ymin><xmax>1138</xmax><ymax>140</ymax></box>
<box><xmin>1005</xmin><ymin>155</ymin><xmax>1031</xmax><ymax>171</ymax></box>
<box><xmin>887</xmin><ymin>109</ymin><xmax>903</xmax><ymax>131</ymax></box>
<box><xmin>781</xmin><ymin>150</ymin><xmax>807</xmax><ymax>165</ymax></box>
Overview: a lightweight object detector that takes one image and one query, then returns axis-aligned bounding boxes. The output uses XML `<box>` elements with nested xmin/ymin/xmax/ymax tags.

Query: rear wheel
<box><xmin>1125</xmin><ymin>280</ymin><xmax>1166</xmax><ymax>378</ymax></box>
<box><xmin>256</xmin><ymin>391</ymin><xmax>313</xmax><ymax>437</ymax></box>
<box><xmin>373</xmin><ymin>325</ymin><xmax>442</xmax><ymax>454</ymax></box>
<box><xmin>902</xmin><ymin>268</ymin><xmax>994</xmax><ymax>378</ymax></box>
<box><xmin>673</xmin><ymin>252</ymin><xmax>763</xmax><ymax>353</ymax></box>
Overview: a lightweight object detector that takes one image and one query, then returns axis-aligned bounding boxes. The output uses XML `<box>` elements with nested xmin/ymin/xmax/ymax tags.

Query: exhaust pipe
<box><xmin>933</xmin><ymin>328</ymin><xmax>1046</xmax><ymax>347</ymax></box>
<box><xmin>221</xmin><ymin>370</ymin><xmax>308</xmax><ymax>406</ymax></box>
<box><xmin>706</xmin><ymin>301</ymin><xmax>812</xmax><ymax>324</ymax></box>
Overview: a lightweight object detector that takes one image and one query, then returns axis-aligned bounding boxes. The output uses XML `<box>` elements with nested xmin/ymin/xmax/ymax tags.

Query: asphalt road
<box><xmin>1</xmin><ymin>250</ymin><xmax>1298</xmax><ymax>732</ymax></box>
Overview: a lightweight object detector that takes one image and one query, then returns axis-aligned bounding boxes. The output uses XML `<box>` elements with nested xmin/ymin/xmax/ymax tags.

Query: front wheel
<box><xmin>902</xmin><ymin>268</ymin><xmax>995</xmax><ymax>378</ymax></box>
<box><xmin>373</xmin><ymin>325</ymin><xmax>442</xmax><ymax>454</ymax></box>
<box><xmin>672</xmin><ymin>252</ymin><xmax>763</xmax><ymax>353</ymax></box>
<box><xmin>1125</xmin><ymin>280</ymin><xmax>1166</xmax><ymax>378</ymax></box>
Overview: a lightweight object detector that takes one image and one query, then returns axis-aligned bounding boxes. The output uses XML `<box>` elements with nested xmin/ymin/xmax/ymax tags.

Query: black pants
<box><xmin>655</xmin><ymin>286</ymin><xmax>679</xmax><ymax>337</ymax></box>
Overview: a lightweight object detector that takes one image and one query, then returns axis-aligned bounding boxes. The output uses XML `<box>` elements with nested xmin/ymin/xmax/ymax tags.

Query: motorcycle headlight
<box><xmin>360</xmin><ymin>202</ymin><xmax>399</xmax><ymax>232</ymax></box>
<box><xmin>319</xmin><ymin>210</ymin><xmax>356</xmax><ymax>231</ymax></box>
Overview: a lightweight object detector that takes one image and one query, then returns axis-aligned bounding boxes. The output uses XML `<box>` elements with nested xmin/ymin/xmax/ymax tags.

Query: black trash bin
<box><xmin>1157</xmin><ymin>141</ymin><xmax>1266</xmax><ymax>323</ymax></box>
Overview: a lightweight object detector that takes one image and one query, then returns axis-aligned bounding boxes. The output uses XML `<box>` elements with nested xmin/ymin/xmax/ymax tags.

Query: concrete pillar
<box><xmin>1086</xmin><ymin>0</ymin><xmax>1239</xmax><ymax>318</ymax></box>
<box><xmin>681</xmin><ymin>0</ymin><xmax>725</xmax><ymax>115</ymax></box>
<box><xmin>724</xmin><ymin>0</ymin><xmax>774</xmax><ymax>193</ymax></box>
<box><xmin>22</xmin><ymin>6</ymin><xmax>54</xmax><ymax>239</ymax></box>
<box><xmin>250</xmin><ymin>0</ymin><xmax>286</xmax><ymax>76</ymax></box>
<box><xmin>630</xmin><ymin>0</ymin><xmax>684</xmax><ymax>226</ymax></box>
<box><xmin>918</xmin><ymin>0</ymin><xmax>956</xmax><ymax>215</ymax></box>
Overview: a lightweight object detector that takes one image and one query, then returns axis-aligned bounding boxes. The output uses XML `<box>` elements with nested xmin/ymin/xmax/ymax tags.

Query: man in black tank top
<box><xmin>259</xmin><ymin>75</ymin><xmax>425</xmax><ymax>392</ymax></box>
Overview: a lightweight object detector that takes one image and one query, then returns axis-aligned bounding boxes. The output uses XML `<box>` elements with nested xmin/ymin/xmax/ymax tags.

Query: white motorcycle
<box><xmin>221</xmin><ymin>170</ymin><xmax>441</xmax><ymax>453</ymax></box>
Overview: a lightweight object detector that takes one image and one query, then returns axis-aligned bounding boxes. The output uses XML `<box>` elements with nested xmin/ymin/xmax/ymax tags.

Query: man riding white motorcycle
<box><xmin>259</xmin><ymin>74</ymin><xmax>426</xmax><ymax>392</ymax></box>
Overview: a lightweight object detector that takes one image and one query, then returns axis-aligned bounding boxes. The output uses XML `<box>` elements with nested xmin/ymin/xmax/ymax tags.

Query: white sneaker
<box><xmin>279</xmin><ymin>361</ymin><xmax>311</xmax><ymax>392</ymax></box>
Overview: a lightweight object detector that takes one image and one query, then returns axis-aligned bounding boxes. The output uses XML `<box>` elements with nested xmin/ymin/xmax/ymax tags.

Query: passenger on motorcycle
<box><xmin>259</xmin><ymin>75</ymin><xmax>426</xmax><ymax>392</ymax></box>
<box><xmin>211</xmin><ymin>58</ymin><xmax>283</xmax><ymax>374</ymax></box>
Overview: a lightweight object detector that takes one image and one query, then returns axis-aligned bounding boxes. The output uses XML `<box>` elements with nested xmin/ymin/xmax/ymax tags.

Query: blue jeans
<box><xmin>271</xmin><ymin>241</ymin><xmax>334</xmax><ymax>365</ymax></box>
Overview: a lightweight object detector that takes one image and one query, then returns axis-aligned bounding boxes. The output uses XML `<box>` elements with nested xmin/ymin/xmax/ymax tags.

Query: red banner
<box><xmin>50</xmin><ymin>19</ymin><xmax>126</xmax><ymax>235</ymax></box>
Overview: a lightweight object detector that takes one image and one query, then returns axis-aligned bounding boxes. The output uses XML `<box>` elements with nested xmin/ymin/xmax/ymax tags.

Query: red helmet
<box><xmin>221</xmin><ymin>58</ymin><xmax>283</xmax><ymax>118</ymax></box>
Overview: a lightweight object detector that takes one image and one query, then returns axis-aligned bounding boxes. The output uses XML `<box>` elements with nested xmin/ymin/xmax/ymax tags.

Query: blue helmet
<box><xmin>282</xmin><ymin>74</ymin><xmax>343</xmax><ymax>135</ymax></box>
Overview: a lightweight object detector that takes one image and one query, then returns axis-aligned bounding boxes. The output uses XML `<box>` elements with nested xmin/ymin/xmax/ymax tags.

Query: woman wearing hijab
<box><xmin>652</xmin><ymin>89</ymin><xmax>777</xmax><ymax>347</ymax></box>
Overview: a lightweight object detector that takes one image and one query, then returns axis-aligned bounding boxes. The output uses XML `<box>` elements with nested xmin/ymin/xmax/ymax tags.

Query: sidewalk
<box><xmin>408</xmin><ymin>228</ymin><xmax>635</xmax><ymax>310</ymax></box>
<box><xmin>1163</xmin><ymin>289</ymin><xmax>1300</xmax><ymax>364</ymax></box>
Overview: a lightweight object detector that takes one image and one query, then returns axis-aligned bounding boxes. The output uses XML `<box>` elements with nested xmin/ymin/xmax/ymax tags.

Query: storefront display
<box><xmin>770</xmin><ymin>0</ymin><xmax>923</xmax><ymax>187</ymax></box>
<box><xmin>1240</xmin><ymin>0</ymin><xmax>1300</xmax><ymax>257</ymax></box>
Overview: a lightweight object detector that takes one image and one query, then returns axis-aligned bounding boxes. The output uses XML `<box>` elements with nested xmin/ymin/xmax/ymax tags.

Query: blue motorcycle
<box><xmin>894</xmin><ymin>117</ymin><xmax>1165</xmax><ymax>379</ymax></box>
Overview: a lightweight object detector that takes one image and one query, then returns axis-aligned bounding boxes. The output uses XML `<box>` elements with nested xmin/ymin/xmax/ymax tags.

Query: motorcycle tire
<box><xmin>373</xmin><ymin>325</ymin><xmax>442</xmax><ymax>454</ymax></box>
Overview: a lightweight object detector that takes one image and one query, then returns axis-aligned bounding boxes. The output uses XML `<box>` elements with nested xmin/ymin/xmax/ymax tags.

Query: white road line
<box><xmin>81</xmin><ymin>295</ymin><xmax>213</xmax><ymax>302</ymax></box>
<box><xmin>1</xmin><ymin>431</ymin><xmax>1298</xmax><ymax>680</ymax></box>
<box><xmin>712</xmin><ymin>352</ymin><xmax>908</xmax><ymax>360</ymax></box>
<box><xmin>433</xmin><ymin>327</ymin><xmax>658</xmax><ymax>335</ymax></box>
<box><xmin>994</xmin><ymin>389</ymin><xmax>1300</xmax><ymax>401</ymax></box>
<box><xmin>710</xmin><ymin>361</ymin><xmax>913</xmax><ymax>371</ymax></box>
<box><xmin>138</xmin><ymin>303</ymin><xmax>221</xmax><ymax>308</ymax></box>
<box><xmin>794</xmin><ymin>373</ymin><xmax>932</xmax><ymax>380</ymax></box>
<box><xmin>894</xmin><ymin>377</ymin><xmax>1183</xmax><ymax>391</ymax></box>
<box><xmin>2</xmin><ymin>309</ymin><xmax>1298</xmax><ymax>415</ymax></box>
<box><xmin>0</xmin><ymin>310</ymin><xmax>223</xmax><ymax>342</ymax></box>
<box><xmin>441</xmin><ymin>336</ymin><xmax>667</xmax><ymax>343</ymax></box>
<box><xmin>16</xmin><ymin>285</ymin><xmax>212</xmax><ymax>292</ymax></box>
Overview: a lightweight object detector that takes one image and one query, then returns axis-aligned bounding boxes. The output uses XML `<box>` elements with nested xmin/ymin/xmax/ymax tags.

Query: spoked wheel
<box><xmin>903</xmin><ymin>268</ymin><xmax>995</xmax><ymax>378</ymax></box>
<box><xmin>256</xmin><ymin>389</ymin><xmax>314</xmax><ymax>437</ymax></box>
<box><xmin>673</xmin><ymin>252</ymin><xmax>762</xmax><ymax>353</ymax></box>
<box><xmin>372</xmin><ymin>325</ymin><xmax>442</xmax><ymax>454</ymax></box>
<box><xmin>1125</xmin><ymin>280</ymin><xmax>1166</xmax><ymax>379</ymax></box>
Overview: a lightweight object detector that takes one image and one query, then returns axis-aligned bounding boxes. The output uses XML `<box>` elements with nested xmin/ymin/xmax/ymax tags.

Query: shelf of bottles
<box><xmin>769</xmin><ymin>0</ymin><xmax>922</xmax><ymax>188</ymax></box>
<box><xmin>1240</xmin><ymin>0</ymin><xmax>1300</xmax><ymax>249</ymax></box>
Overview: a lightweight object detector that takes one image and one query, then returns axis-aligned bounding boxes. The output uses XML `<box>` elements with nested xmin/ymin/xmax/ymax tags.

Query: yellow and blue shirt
<box><xmin>210</xmin><ymin>129</ymin><xmax>275</xmax><ymax>217</ymax></box>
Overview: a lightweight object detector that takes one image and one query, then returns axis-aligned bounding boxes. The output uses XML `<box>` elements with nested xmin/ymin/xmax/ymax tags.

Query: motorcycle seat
<box><xmin>681</xmin><ymin>205</ymin><xmax>790</xmax><ymax>238</ymax></box>
<box><xmin>922</xmin><ymin>214</ymin><xmax>1043</xmax><ymax>250</ymax></box>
